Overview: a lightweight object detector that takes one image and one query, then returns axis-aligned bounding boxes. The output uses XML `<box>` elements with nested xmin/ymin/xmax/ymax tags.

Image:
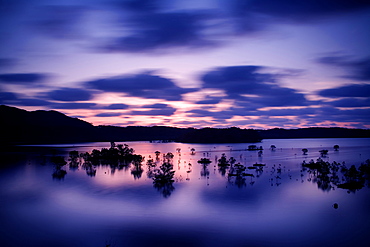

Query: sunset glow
<box><xmin>1</xmin><ymin>0</ymin><xmax>369</xmax><ymax>129</ymax></box>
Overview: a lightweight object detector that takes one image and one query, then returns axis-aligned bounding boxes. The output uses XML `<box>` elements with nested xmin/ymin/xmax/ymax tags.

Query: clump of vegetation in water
<box><xmin>197</xmin><ymin>158</ymin><xmax>211</xmax><ymax>165</ymax></box>
<box><xmin>247</xmin><ymin>145</ymin><xmax>263</xmax><ymax>151</ymax></box>
<box><xmin>319</xmin><ymin>149</ymin><xmax>329</xmax><ymax>156</ymax></box>
<box><xmin>217</xmin><ymin>153</ymin><xmax>231</xmax><ymax>176</ymax></box>
<box><xmin>82</xmin><ymin>143</ymin><xmax>143</xmax><ymax>167</ymax></box>
<box><xmin>152</xmin><ymin>162</ymin><xmax>175</xmax><ymax>198</ymax></box>
<box><xmin>227</xmin><ymin>163</ymin><xmax>256</xmax><ymax>188</ymax></box>
<box><xmin>302</xmin><ymin>158</ymin><xmax>370</xmax><ymax>193</ymax></box>
<box><xmin>50</xmin><ymin>155</ymin><xmax>67</xmax><ymax>179</ymax></box>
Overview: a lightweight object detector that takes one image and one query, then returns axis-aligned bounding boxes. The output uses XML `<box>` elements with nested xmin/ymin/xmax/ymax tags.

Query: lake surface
<box><xmin>1</xmin><ymin>138</ymin><xmax>370</xmax><ymax>247</ymax></box>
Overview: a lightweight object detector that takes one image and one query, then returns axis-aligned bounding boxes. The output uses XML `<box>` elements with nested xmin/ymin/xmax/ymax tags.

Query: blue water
<box><xmin>1</xmin><ymin>138</ymin><xmax>370</xmax><ymax>247</ymax></box>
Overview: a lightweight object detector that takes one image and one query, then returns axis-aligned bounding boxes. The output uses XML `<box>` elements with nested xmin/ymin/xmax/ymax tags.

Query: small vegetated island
<box><xmin>50</xmin><ymin>142</ymin><xmax>177</xmax><ymax>197</ymax></box>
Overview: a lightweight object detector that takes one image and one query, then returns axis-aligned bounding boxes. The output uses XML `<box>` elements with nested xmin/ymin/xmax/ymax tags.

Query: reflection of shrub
<box><xmin>228</xmin><ymin>163</ymin><xmax>255</xmax><ymax>188</ymax></box>
<box><xmin>302</xmin><ymin>158</ymin><xmax>370</xmax><ymax>193</ymax></box>
<box><xmin>52</xmin><ymin>169</ymin><xmax>67</xmax><ymax>179</ymax></box>
<box><xmin>153</xmin><ymin>162</ymin><xmax>175</xmax><ymax>197</ymax></box>
<box><xmin>153</xmin><ymin>182</ymin><xmax>175</xmax><ymax>198</ymax></box>
<box><xmin>131</xmin><ymin>165</ymin><xmax>144</xmax><ymax>179</ymax></box>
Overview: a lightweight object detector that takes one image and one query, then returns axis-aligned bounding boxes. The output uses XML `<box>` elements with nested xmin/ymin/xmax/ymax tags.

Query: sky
<box><xmin>0</xmin><ymin>0</ymin><xmax>370</xmax><ymax>129</ymax></box>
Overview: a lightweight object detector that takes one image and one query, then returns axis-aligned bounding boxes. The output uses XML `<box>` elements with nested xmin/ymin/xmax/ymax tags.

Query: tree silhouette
<box><xmin>153</xmin><ymin>162</ymin><xmax>175</xmax><ymax>198</ymax></box>
<box><xmin>302</xmin><ymin>158</ymin><xmax>370</xmax><ymax>193</ymax></box>
<box><xmin>319</xmin><ymin>149</ymin><xmax>328</xmax><ymax>157</ymax></box>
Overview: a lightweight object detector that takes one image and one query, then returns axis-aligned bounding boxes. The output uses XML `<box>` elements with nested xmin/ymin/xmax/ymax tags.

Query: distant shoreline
<box><xmin>1</xmin><ymin>105</ymin><xmax>369</xmax><ymax>146</ymax></box>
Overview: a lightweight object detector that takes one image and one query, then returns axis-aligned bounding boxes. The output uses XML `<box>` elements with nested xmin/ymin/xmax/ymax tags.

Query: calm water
<box><xmin>1</xmin><ymin>138</ymin><xmax>370</xmax><ymax>247</ymax></box>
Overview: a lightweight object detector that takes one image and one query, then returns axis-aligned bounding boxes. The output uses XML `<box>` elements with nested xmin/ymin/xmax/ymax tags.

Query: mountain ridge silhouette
<box><xmin>1</xmin><ymin>105</ymin><xmax>369</xmax><ymax>145</ymax></box>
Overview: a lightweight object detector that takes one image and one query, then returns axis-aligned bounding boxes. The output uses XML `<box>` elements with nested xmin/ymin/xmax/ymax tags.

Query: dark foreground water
<box><xmin>1</xmin><ymin>138</ymin><xmax>370</xmax><ymax>247</ymax></box>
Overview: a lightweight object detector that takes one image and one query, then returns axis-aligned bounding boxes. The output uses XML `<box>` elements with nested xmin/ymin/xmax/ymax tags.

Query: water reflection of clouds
<box><xmin>1</xmin><ymin>140</ymin><xmax>370</xmax><ymax>247</ymax></box>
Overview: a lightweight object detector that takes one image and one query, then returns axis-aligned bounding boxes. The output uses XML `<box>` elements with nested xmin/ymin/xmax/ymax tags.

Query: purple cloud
<box><xmin>34</xmin><ymin>5</ymin><xmax>88</xmax><ymax>40</ymax></box>
<box><xmin>0</xmin><ymin>73</ymin><xmax>46</xmax><ymax>84</ymax></box>
<box><xmin>103</xmin><ymin>11</ymin><xmax>215</xmax><ymax>53</ymax></box>
<box><xmin>95</xmin><ymin>112</ymin><xmax>123</xmax><ymax>117</ymax></box>
<box><xmin>0</xmin><ymin>92</ymin><xmax>18</xmax><ymax>103</ymax></box>
<box><xmin>317</xmin><ymin>55</ymin><xmax>370</xmax><ymax>81</ymax></box>
<box><xmin>87</xmin><ymin>73</ymin><xmax>193</xmax><ymax>101</ymax></box>
<box><xmin>51</xmin><ymin>103</ymin><xmax>96</xmax><ymax>109</ymax></box>
<box><xmin>131</xmin><ymin>104</ymin><xmax>176</xmax><ymax>116</ymax></box>
<box><xmin>200</xmin><ymin>66</ymin><xmax>308</xmax><ymax>107</ymax></box>
<box><xmin>47</xmin><ymin>88</ymin><xmax>93</xmax><ymax>102</ymax></box>
<box><xmin>326</xmin><ymin>98</ymin><xmax>370</xmax><ymax>108</ymax></box>
<box><xmin>232</xmin><ymin>0</ymin><xmax>370</xmax><ymax>21</ymax></box>
<box><xmin>104</xmin><ymin>103</ymin><xmax>129</xmax><ymax>110</ymax></box>
<box><xmin>319</xmin><ymin>84</ymin><xmax>370</xmax><ymax>98</ymax></box>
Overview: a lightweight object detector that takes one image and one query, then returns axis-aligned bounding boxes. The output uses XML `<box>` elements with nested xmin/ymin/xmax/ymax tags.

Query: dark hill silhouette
<box><xmin>1</xmin><ymin>105</ymin><xmax>369</xmax><ymax>145</ymax></box>
<box><xmin>0</xmin><ymin>105</ymin><xmax>96</xmax><ymax>144</ymax></box>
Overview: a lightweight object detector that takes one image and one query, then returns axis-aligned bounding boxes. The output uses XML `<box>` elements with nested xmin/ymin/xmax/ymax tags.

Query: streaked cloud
<box><xmin>86</xmin><ymin>72</ymin><xmax>194</xmax><ymax>101</ymax></box>
<box><xmin>319</xmin><ymin>84</ymin><xmax>370</xmax><ymax>98</ymax></box>
<box><xmin>199</xmin><ymin>66</ymin><xmax>309</xmax><ymax>107</ymax></box>
<box><xmin>0</xmin><ymin>73</ymin><xmax>47</xmax><ymax>84</ymax></box>
<box><xmin>46</xmin><ymin>88</ymin><xmax>94</xmax><ymax>102</ymax></box>
<box><xmin>131</xmin><ymin>104</ymin><xmax>176</xmax><ymax>116</ymax></box>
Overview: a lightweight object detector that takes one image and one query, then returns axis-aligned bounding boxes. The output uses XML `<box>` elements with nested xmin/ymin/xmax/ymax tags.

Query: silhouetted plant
<box><xmin>302</xmin><ymin>148</ymin><xmax>308</xmax><ymax>155</ymax></box>
<box><xmin>302</xmin><ymin>158</ymin><xmax>370</xmax><ymax>193</ymax></box>
<box><xmin>130</xmin><ymin>155</ymin><xmax>144</xmax><ymax>179</ymax></box>
<box><xmin>228</xmin><ymin>163</ymin><xmax>255</xmax><ymax>188</ymax></box>
<box><xmin>197</xmin><ymin>158</ymin><xmax>211</xmax><ymax>165</ymax></box>
<box><xmin>146</xmin><ymin>159</ymin><xmax>157</xmax><ymax>179</ymax></box>
<box><xmin>218</xmin><ymin>153</ymin><xmax>229</xmax><ymax>166</ymax></box>
<box><xmin>229</xmin><ymin>157</ymin><xmax>236</xmax><ymax>165</ymax></box>
<box><xmin>52</xmin><ymin>168</ymin><xmax>67</xmax><ymax>180</ymax></box>
<box><xmin>153</xmin><ymin>162</ymin><xmax>175</xmax><ymax>198</ymax></box>
<box><xmin>334</xmin><ymin>145</ymin><xmax>339</xmax><ymax>151</ymax></box>
<box><xmin>319</xmin><ymin>149</ymin><xmax>328</xmax><ymax>156</ymax></box>
<box><xmin>217</xmin><ymin>153</ymin><xmax>230</xmax><ymax>176</ymax></box>
<box><xmin>165</xmin><ymin>152</ymin><xmax>174</xmax><ymax>162</ymax></box>
<box><xmin>50</xmin><ymin>156</ymin><xmax>67</xmax><ymax>179</ymax></box>
<box><xmin>68</xmin><ymin>150</ymin><xmax>80</xmax><ymax>170</ymax></box>
<box><xmin>248</xmin><ymin>145</ymin><xmax>263</xmax><ymax>150</ymax></box>
<box><xmin>83</xmin><ymin>144</ymin><xmax>140</xmax><ymax>167</ymax></box>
